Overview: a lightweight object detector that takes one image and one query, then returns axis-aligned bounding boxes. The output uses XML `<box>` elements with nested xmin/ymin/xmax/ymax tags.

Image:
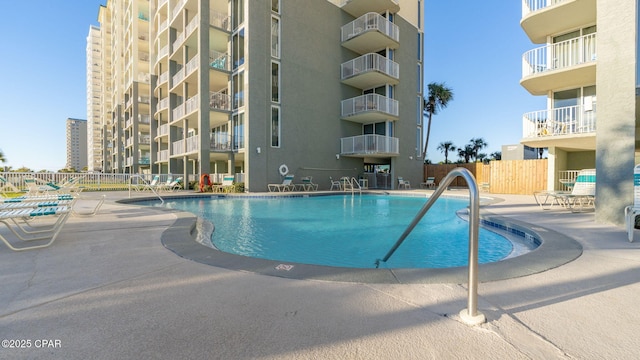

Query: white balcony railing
<box><xmin>522</xmin><ymin>33</ymin><xmax>596</xmax><ymax>77</ymax></box>
<box><xmin>341</xmin><ymin>93</ymin><xmax>399</xmax><ymax>118</ymax></box>
<box><xmin>158</xmin><ymin>123</ymin><xmax>170</xmax><ymax>137</ymax></box>
<box><xmin>209</xmin><ymin>50</ymin><xmax>230</xmax><ymax>71</ymax></box>
<box><xmin>341</xmin><ymin>12</ymin><xmax>399</xmax><ymax>43</ymax></box>
<box><xmin>186</xmin><ymin>56</ymin><xmax>199</xmax><ymax>76</ymax></box>
<box><xmin>210</xmin><ymin>90</ymin><xmax>230</xmax><ymax>111</ymax></box>
<box><xmin>522</xmin><ymin>103</ymin><xmax>596</xmax><ymax>138</ymax></box>
<box><xmin>185</xmin><ymin>95</ymin><xmax>199</xmax><ymax>115</ymax></box>
<box><xmin>158</xmin><ymin>19</ymin><xmax>168</xmax><ymax>34</ymax></box>
<box><xmin>185</xmin><ymin>14</ymin><xmax>199</xmax><ymax>37</ymax></box>
<box><xmin>172</xmin><ymin>102</ymin><xmax>185</xmax><ymax>120</ymax></box>
<box><xmin>171</xmin><ymin>0</ymin><xmax>186</xmax><ymax>22</ymax></box>
<box><xmin>173</xmin><ymin>31</ymin><xmax>184</xmax><ymax>50</ymax></box>
<box><xmin>522</xmin><ymin>0</ymin><xmax>567</xmax><ymax>17</ymax></box>
<box><xmin>139</xmin><ymin>114</ymin><xmax>151</xmax><ymax>124</ymax></box>
<box><xmin>341</xmin><ymin>53</ymin><xmax>399</xmax><ymax>80</ymax></box>
<box><xmin>158</xmin><ymin>71</ymin><xmax>169</xmax><ymax>85</ymax></box>
<box><xmin>210</xmin><ymin>9</ymin><xmax>230</xmax><ymax>31</ymax></box>
<box><xmin>157</xmin><ymin>149</ymin><xmax>169</xmax><ymax>162</ymax></box>
<box><xmin>158</xmin><ymin>97</ymin><xmax>170</xmax><ymax>111</ymax></box>
<box><xmin>210</xmin><ymin>133</ymin><xmax>232</xmax><ymax>151</ymax></box>
<box><xmin>341</xmin><ymin>134</ymin><xmax>399</xmax><ymax>155</ymax></box>
<box><xmin>172</xmin><ymin>67</ymin><xmax>185</xmax><ymax>86</ymax></box>
<box><xmin>172</xmin><ymin>135</ymin><xmax>199</xmax><ymax>155</ymax></box>
<box><xmin>158</xmin><ymin>44</ymin><xmax>169</xmax><ymax>61</ymax></box>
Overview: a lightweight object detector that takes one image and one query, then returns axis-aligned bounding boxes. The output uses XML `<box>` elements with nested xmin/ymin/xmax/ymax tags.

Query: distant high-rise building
<box><xmin>66</xmin><ymin>118</ymin><xmax>88</xmax><ymax>171</ymax></box>
<box><xmin>86</xmin><ymin>25</ymin><xmax>103</xmax><ymax>172</ymax></box>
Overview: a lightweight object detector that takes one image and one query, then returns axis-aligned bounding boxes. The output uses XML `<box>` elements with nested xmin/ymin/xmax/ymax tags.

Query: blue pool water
<box><xmin>148</xmin><ymin>194</ymin><xmax>515</xmax><ymax>269</ymax></box>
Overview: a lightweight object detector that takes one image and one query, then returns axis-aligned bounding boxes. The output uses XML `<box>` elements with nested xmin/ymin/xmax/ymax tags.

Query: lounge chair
<box><xmin>139</xmin><ymin>175</ymin><xmax>161</xmax><ymax>192</ymax></box>
<box><xmin>0</xmin><ymin>203</ymin><xmax>74</xmax><ymax>251</ymax></box>
<box><xmin>24</xmin><ymin>177</ymin><xmax>83</xmax><ymax>196</ymax></box>
<box><xmin>166</xmin><ymin>177</ymin><xmax>183</xmax><ymax>191</ymax></box>
<box><xmin>156</xmin><ymin>175</ymin><xmax>174</xmax><ymax>192</ymax></box>
<box><xmin>213</xmin><ymin>175</ymin><xmax>235</xmax><ymax>193</ymax></box>
<box><xmin>268</xmin><ymin>174</ymin><xmax>295</xmax><ymax>192</ymax></box>
<box><xmin>420</xmin><ymin>177</ymin><xmax>436</xmax><ymax>189</ymax></box>
<box><xmin>534</xmin><ymin>169</ymin><xmax>595</xmax><ymax>212</ymax></box>
<box><xmin>295</xmin><ymin>176</ymin><xmax>318</xmax><ymax>191</ymax></box>
<box><xmin>397</xmin><ymin>177</ymin><xmax>411</xmax><ymax>189</ymax></box>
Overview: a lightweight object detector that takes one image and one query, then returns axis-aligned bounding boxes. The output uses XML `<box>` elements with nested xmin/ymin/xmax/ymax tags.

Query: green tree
<box><xmin>457</xmin><ymin>144</ymin><xmax>474</xmax><ymax>163</ymax></box>
<box><xmin>469</xmin><ymin>137</ymin><xmax>488</xmax><ymax>162</ymax></box>
<box><xmin>422</xmin><ymin>82</ymin><xmax>454</xmax><ymax>160</ymax></box>
<box><xmin>490</xmin><ymin>151</ymin><xmax>502</xmax><ymax>161</ymax></box>
<box><xmin>0</xmin><ymin>149</ymin><xmax>5</xmax><ymax>163</ymax></box>
<box><xmin>437</xmin><ymin>141</ymin><xmax>457</xmax><ymax>164</ymax></box>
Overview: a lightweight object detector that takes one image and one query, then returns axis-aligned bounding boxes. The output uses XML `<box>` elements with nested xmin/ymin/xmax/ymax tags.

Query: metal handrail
<box><xmin>128</xmin><ymin>175</ymin><xmax>164</xmax><ymax>205</ymax></box>
<box><xmin>347</xmin><ymin>177</ymin><xmax>361</xmax><ymax>195</ymax></box>
<box><xmin>375</xmin><ymin>168</ymin><xmax>485</xmax><ymax>325</ymax></box>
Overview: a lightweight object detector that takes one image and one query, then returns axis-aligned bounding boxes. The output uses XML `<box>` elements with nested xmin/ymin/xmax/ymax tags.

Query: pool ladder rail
<box><xmin>342</xmin><ymin>177</ymin><xmax>362</xmax><ymax>194</ymax></box>
<box><xmin>375</xmin><ymin>167</ymin><xmax>485</xmax><ymax>326</ymax></box>
<box><xmin>128</xmin><ymin>175</ymin><xmax>164</xmax><ymax>205</ymax></box>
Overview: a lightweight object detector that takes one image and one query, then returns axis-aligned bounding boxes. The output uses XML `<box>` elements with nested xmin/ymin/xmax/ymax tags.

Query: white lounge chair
<box><xmin>329</xmin><ymin>177</ymin><xmax>342</xmax><ymax>191</ymax></box>
<box><xmin>268</xmin><ymin>174</ymin><xmax>295</xmax><ymax>192</ymax></box>
<box><xmin>213</xmin><ymin>175</ymin><xmax>235</xmax><ymax>193</ymax></box>
<box><xmin>420</xmin><ymin>177</ymin><xmax>436</xmax><ymax>189</ymax></box>
<box><xmin>295</xmin><ymin>176</ymin><xmax>318</xmax><ymax>191</ymax></box>
<box><xmin>0</xmin><ymin>175</ymin><xmax>22</xmax><ymax>197</ymax></box>
<box><xmin>534</xmin><ymin>169</ymin><xmax>595</xmax><ymax>212</ymax></box>
<box><xmin>0</xmin><ymin>204</ymin><xmax>74</xmax><ymax>251</ymax></box>
<box><xmin>397</xmin><ymin>177</ymin><xmax>411</xmax><ymax>189</ymax></box>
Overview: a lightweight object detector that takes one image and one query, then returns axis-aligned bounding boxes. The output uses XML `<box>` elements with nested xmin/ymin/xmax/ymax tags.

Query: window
<box><xmin>232</xmin><ymin>0</ymin><xmax>244</xmax><ymax>30</ymax></box>
<box><xmin>272</xmin><ymin>0</ymin><xmax>279</xmax><ymax>13</ymax></box>
<box><xmin>271</xmin><ymin>16</ymin><xmax>280</xmax><ymax>58</ymax></box>
<box><xmin>233</xmin><ymin>28</ymin><xmax>245</xmax><ymax>69</ymax></box>
<box><xmin>271</xmin><ymin>61</ymin><xmax>280</xmax><ymax>102</ymax></box>
<box><xmin>271</xmin><ymin>106</ymin><xmax>280</xmax><ymax>147</ymax></box>
<box><xmin>417</xmin><ymin>96</ymin><xmax>422</xmax><ymax>125</ymax></box>
<box><xmin>233</xmin><ymin>71</ymin><xmax>244</xmax><ymax>109</ymax></box>
<box><xmin>233</xmin><ymin>113</ymin><xmax>245</xmax><ymax>150</ymax></box>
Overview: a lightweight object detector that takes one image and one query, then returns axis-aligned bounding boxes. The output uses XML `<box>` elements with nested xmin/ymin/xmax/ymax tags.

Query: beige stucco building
<box><xmin>90</xmin><ymin>0</ymin><xmax>425</xmax><ymax>190</ymax></box>
<box><xmin>519</xmin><ymin>0</ymin><xmax>638</xmax><ymax>224</ymax></box>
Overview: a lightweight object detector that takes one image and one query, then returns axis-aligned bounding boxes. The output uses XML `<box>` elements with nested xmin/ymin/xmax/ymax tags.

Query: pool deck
<box><xmin>1</xmin><ymin>190</ymin><xmax>640</xmax><ymax>359</ymax></box>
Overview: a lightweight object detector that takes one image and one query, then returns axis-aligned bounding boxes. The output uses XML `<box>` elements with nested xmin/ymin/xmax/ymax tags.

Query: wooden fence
<box><xmin>424</xmin><ymin>159</ymin><xmax>547</xmax><ymax>195</ymax></box>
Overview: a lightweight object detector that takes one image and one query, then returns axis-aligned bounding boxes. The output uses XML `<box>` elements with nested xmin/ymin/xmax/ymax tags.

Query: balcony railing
<box><xmin>158</xmin><ymin>97</ymin><xmax>170</xmax><ymax>111</ymax></box>
<box><xmin>341</xmin><ymin>12</ymin><xmax>399</xmax><ymax>43</ymax></box>
<box><xmin>210</xmin><ymin>9</ymin><xmax>230</xmax><ymax>31</ymax></box>
<box><xmin>172</xmin><ymin>135</ymin><xmax>199</xmax><ymax>155</ymax></box>
<box><xmin>522</xmin><ymin>0</ymin><xmax>567</xmax><ymax>17</ymax></box>
<box><xmin>157</xmin><ymin>149</ymin><xmax>169</xmax><ymax>162</ymax></box>
<box><xmin>139</xmin><ymin>114</ymin><xmax>151</xmax><ymax>124</ymax></box>
<box><xmin>210</xmin><ymin>90</ymin><xmax>230</xmax><ymax>111</ymax></box>
<box><xmin>185</xmin><ymin>95</ymin><xmax>199</xmax><ymax>115</ymax></box>
<box><xmin>186</xmin><ymin>56</ymin><xmax>199</xmax><ymax>76</ymax></box>
<box><xmin>172</xmin><ymin>67</ymin><xmax>185</xmax><ymax>86</ymax></box>
<box><xmin>209</xmin><ymin>50</ymin><xmax>230</xmax><ymax>71</ymax></box>
<box><xmin>210</xmin><ymin>133</ymin><xmax>232</xmax><ymax>151</ymax></box>
<box><xmin>341</xmin><ymin>53</ymin><xmax>399</xmax><ymax>81</ymax></box>
<box><xmin>522</xmin><ymin>103</ymin><xmax>596</xmax><ymax>138</ymax></box>
<box><xmin>158</xmin><ymin>123</ymin><xmax>169</xmax><ymax>137</ymax></box>
<box><xmin>341</xmin><ymin>93</ymin><xmax>399</xmax><ymax>118</ymax></box>
<box><xmin>341</xmin><ymin>134</ymin><xmax>399</xmax><ymax>155</ymax></box>
<box><xmin>522</xmin><ymin>33</ymin><xmax>596</xmax><ymax>77</ymax></box>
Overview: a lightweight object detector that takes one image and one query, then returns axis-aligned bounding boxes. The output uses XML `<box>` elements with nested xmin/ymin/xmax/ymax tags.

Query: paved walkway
<box><xmin>1</xmin><ymin>191</ymin><xmax>639</xmax><ymax>359</ymax></box>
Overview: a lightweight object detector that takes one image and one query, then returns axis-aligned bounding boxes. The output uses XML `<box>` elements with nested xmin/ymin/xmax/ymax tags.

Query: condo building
<box><xmin>66</xmin><ymin>118</ymin><xmax>88</xmax><ymax>171</ymax></box>
<box><xmin>90</xmin><ymin>0</ymin><xmax>424</xmax><ymax>190</ymax></box>
<box><xmin>86</xmin><ymin>25</ymin><xmax>104</xmax><ymax>172</ymax></box>
<box><xmin>519</xmin><ymin>0</ymin><xmax>637</xmax><ymax>224</ymax></box>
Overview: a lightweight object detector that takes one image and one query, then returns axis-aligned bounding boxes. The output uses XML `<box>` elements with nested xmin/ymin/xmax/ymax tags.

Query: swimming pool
<box><xmin>152</xmin><ymin>194</ymin><xmax>528</xmax><ymax>269</ymax></box>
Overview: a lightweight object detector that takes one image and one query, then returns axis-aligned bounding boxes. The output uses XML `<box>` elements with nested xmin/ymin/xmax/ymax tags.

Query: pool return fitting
<box><xmin>375</xmin><ymin>167</ymin><xmax>485</xmax><ymax>326</ymax></box>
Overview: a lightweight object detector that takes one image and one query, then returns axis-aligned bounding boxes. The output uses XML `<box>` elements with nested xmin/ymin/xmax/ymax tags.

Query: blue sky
<box><xmin>0</xmin><ymin>1</ymin><xmax>544</xmax><ymax>171</ymax></box>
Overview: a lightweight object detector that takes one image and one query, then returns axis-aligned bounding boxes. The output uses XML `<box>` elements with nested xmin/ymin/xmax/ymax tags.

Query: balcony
<box><xmin>342</xmin><ymin>13</ymin><xmax>399</xmax><ymax>54</ymax></box>
<box><xmin>521</xmin><ymin>103</ymin><xmax>596</xmax><ymax>149</ymax></box>
<box><xmin>521</xmin><ymin>33</ymin><xmax>596</xmax><ymax>95</ymax></box>
<box><xmin>157</xmin><ymin>123</ymin><xmax>170</xmax><ymax>138</ymax></box>
<box><xmin>210</xmin><ymin>9</ymin><xmax>230</xmax><ymax>32</ymax></box>
<box><xmin>210</xmin><ymin>133</ymin><xmax>232</xmax><ymax>152</ymax></box>
<box><xmin>341</xmin><ymin>53</ymin><xmax>399</xmax><ymax>89</ymax></box>
<box><xmin>172</xmin><ymin>135</ymin><xmax>199</xmax><ymax>156</ymax></box>
<box><xmin>341</xmin><ymin>94</ymin><xmax>399</xmax><ymax>123</ymax></box>
<box><xmin>521</xmin><ymin>0</ymin><xmax>596</xmax><ymax>44</ymax></box>
<box><xmin>341</xmin><ymin>134</ymin><xmax>399</xmax><ymax>158</ymax></box>
<box><xmin>157</xmin><ymin>149</ymin><xmax>170</xmax><ymax>162</ymax></box>
<box><xmin>340</xmin><ymin>0</ymin><xmax>399</xmax><ymax>18</ymax></box>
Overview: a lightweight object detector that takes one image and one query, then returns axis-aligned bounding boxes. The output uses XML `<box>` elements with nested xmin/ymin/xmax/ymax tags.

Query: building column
<box><xmin>594</xmin><ymin>0</ymin><xmax>637</xmax><ymax>225</ymax></box>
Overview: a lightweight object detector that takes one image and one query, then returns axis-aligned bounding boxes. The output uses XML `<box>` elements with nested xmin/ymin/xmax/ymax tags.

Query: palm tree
<box><xmin>0</xmin><ymin>149</ymin><xmax>5</xmax><ymax>164</ymax></box>
<box><xmin>469</xmin><ymin>137</ymin><xmax>488</xmax><ymax>162</ymax></box>
<box><xmin>457</xmin><ymin>145</ymin><xmax>474</xmax><ymax>163</ymax></box>
<box><xmin>437</xmin><ymin>141</ymin><xmax>456</xmax><ymax>164</ymax></box>
<box><xmin>422</xmin><ymin>82</ymin><xmax>454</xmax><ymax>160</ymax></box>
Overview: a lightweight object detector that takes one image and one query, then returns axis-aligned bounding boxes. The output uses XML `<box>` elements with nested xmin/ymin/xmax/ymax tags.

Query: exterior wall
<box><xmin>595</xmin><ymin>0</ymin><xmax>637</xmax><ymax>225</ymax></box>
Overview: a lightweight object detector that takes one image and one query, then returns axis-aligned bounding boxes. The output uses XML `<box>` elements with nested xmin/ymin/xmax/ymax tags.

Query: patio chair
<box><xmin>139</xmin><ymin>175</ymin><xmax>161</xmax><ymax>192</ymax></box>
<box><xmin>397</xmin><ymin>177</ymin><xmax>411</xmax><ymax>189</ymax></box>
<box><xmin>268</xmin><ymin>174</ymin><xmax>295</xmax><ymax>192</ymax></box>
<box><xmin>156</xmin><ymin>175</ymin><xmax>174</xmax><ymax>192</ymax></box>
<box><xmin>0</xmin><ymin>203</ymin><xmax>74</xmax><ymax>251</ymax></box>
<box><xmin>329</xmin><ymin>177</ymin><xmax>342</xmax><ymax>191</ymax></box>
<box><xmin>420</xmin><ymin>177</ymin><xmax>436</xmax><ymax>189</ymax></box>
<box><xmin>534</xmin><ymin>169</ymin><xmax>595</xmax><ymax>212</ymax></box>
<box><xmin>167</xmin><ymin>177</ymin><xmax>183</xmax><ymax>191</ymax></box>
